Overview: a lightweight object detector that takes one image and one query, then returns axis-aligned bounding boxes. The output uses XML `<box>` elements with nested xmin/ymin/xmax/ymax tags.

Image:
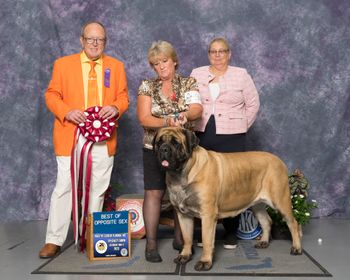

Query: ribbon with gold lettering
<box><xmin>71</xmin><ymin>106</ymin><xmax>116</xmax><ymax>252</ymax></box>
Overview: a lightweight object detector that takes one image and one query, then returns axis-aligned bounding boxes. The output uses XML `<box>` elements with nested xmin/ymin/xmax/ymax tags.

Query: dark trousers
<box><xmin>196</xmin><ymin>115</ymin><xmax>246</xmax><ymax>234</ymax></box>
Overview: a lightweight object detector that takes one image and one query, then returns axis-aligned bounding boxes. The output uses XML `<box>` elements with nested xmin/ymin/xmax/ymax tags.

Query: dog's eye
<box><xmin>171</xmin><ymin>139</ymin><xmax>181</xmax><ymax>147</ymax></box>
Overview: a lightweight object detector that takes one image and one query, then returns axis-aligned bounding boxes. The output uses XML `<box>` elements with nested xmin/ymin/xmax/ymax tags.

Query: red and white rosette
<box><xmin>70</xmin><ymin>106</ymin><xmax>116</xmax><ymax>252</ymax></box>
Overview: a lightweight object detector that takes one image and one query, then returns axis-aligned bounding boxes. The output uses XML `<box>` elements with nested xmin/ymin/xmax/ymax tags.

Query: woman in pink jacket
<box><xmin>190</xmin><ymin>37</ymin><xmax>260</xmax><ymax>249</ymax></box>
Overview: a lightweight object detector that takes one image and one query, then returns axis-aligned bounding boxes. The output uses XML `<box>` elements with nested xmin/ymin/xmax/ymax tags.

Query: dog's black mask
<box><xmin>153</xmin><ymin>127</ymin><xmax>199</xmax><ymax>172</ymax></box>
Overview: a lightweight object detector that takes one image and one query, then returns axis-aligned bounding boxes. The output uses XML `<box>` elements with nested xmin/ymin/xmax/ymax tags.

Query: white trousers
<box><xmin>45</xmin><ymin>139</ymin><xmax>114</xmax><ymax>246</ymax></box>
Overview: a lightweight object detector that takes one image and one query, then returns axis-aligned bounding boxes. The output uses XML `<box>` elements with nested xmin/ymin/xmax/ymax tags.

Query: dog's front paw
<box><xmin>255</xmin><ymin>241</ymin><xmax>270</xmax><ymax>249</ymax></box>
<box><xmin>290</xmin><ymin>247</ymin><xmax>302</xmax><ymax>255</ymax></box>
<box><xmin>194</xmin><ymin>260</ymin><xmax>212</xmax><ymax>271</ymax></box>
<box><xmin>173</xmin><ymin>254</ymin><xmax>192</xmax><ymax>264</ymax></box>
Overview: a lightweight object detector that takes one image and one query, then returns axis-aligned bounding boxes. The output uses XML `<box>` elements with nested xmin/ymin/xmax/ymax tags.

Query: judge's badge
<box><xmin>104</xmin><ymin>68</ymin><xmax>111</xmax><ymax>88</ymax></box>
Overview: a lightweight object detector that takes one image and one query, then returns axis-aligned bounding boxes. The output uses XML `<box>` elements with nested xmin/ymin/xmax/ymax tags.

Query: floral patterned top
<box><xmin>138</xmin><ymin>73</ymin><xmax>201</xmax><ymax>149</ymax></box>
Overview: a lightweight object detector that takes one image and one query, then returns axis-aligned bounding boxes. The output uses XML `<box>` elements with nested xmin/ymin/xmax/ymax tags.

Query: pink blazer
<box><xmin>190</xmin><ymin>66</ymin><xmax>259</xmax><ymax>134</ymax></box>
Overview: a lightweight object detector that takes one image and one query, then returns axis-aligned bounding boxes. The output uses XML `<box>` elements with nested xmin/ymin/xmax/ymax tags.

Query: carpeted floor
<box><xmin>32</xmin><ymin>239</ymin><xmax>331</xmax><ymax>277</ymax></box>
<box><xmin>32</xmin><ymin>239</ymin><xmax>180</xmax><ymax>275</ymax></box>
<box><xmin>182</xmin><ymin>240</ymin><xmax>331</xmax><ymax>277</ymax></box>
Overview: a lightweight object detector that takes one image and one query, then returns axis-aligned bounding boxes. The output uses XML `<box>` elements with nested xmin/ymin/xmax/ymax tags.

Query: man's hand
<box><xmin>99</xmin><ymin>105</ymin><xmax>119</xmax><ymax>120</ymax></box>
<box><xmin>65</xmin><ymin>110</ymin><xmax>86</xmax><ymax>124</ymax></box>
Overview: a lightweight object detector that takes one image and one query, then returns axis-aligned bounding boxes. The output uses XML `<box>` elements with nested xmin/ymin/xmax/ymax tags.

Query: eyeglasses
<box><xmin>84</xmin><ymin>37</ymin><xmax>106</xmax><ymax>45</ymax></box>
<box><xmin>208</xmin><ymin>49</ymin><xmax>229</xmax><ymax>55</ymax></box>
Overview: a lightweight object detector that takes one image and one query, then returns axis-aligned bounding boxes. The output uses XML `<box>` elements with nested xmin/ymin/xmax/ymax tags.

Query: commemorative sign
<box><xmin>87</xmin><ymin>211</ymin><xmax>131</xmax><ymax>261</ymax></box>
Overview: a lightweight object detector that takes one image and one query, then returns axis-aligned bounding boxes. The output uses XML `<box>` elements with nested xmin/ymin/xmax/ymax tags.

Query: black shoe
<box><xmin>145</xmin><ymin>249</ymin><xmax>162</xmax><ymax>262</ymax></box>
<box><xmin>223</xmin><ymin>234</ymin><xmax>238</xmax><ymax>249</ymax></box>
<box><xmin>172</xmin><ymin>240</ymin><xmax>183</xmax><ymax>251</ymax></box>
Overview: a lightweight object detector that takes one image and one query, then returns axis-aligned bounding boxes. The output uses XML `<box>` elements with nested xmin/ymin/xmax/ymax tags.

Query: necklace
<box><xmin>161</xmin><ymin>81</ymin><xmax>178</xmax><ymax>101</ymax></box>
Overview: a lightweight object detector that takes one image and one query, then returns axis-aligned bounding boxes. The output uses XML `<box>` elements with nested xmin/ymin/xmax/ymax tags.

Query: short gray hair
<box><xmin>81</xmin><ymin>21</ymin><xmax>107</xmax><ymax>42</ymax></box>
<box><xmin>208</xmin><ymin>37</ymin><xmax>230</xmax><ymax>52</ymax></box>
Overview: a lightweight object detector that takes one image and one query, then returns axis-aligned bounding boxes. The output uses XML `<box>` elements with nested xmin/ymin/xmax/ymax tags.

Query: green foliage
<box><xmin>267</xmin><ymin>169</ymin><xmax>318</xmax><ymax>232</ymax></box>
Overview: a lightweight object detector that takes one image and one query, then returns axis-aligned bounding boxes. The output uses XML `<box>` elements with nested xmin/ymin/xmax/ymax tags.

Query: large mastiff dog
<box><xmin>154</xmin><ymin>127</ymin><xmax>302</xmax><ymax>271</ymax></box>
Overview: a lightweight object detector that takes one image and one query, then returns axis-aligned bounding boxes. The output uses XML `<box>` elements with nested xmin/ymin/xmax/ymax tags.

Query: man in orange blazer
<box><xmin>39</xmin><ymin>21</ymin><xmax>129</xmax><ymax>258</ymax></box>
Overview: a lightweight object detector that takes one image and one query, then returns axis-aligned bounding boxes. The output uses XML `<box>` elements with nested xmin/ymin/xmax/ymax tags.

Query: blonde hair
<box><xmin>208</xmin><ymin>37</ymin><xmax>230</xmax><ymax>52</ymax></box>
<box><xmin>148</xmin><ymin>40</ymin><xmax>179</xmax><ymax>69</ymax></box>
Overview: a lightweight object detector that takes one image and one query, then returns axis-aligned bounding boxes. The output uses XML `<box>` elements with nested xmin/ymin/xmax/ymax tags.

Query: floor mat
<box><xmin>32</xmin><ymin>239</ymin><xmax>331</xmax><ymax>276</ymax></box>
<box><xmin>181</xmin><ymin>239</ymin><xmax>332</xmax><ymax>277</ymax></box>
<box><xmin>32</xmin><ymin>239</ymin><xmax>180</xmax><ymax>275</ymax></box>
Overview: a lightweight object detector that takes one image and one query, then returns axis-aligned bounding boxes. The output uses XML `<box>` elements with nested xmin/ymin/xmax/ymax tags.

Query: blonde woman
<box><xmin>137</xmin><ymin>41</ymin><xmax>202</xmax><ymax>262</ymax></box>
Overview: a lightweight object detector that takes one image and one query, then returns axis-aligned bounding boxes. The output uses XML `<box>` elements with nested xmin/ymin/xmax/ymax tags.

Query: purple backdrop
<box><xmin>0</xmin><ymin>0</ymin><xmax>349</xmax><ymax>221</ymax></box>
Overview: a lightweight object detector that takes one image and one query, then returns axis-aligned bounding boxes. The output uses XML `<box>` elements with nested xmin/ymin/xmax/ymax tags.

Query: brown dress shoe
<box><xmin>39</xmin><ymin>243</ymin><xmax>61</xmax><ymax>259</ymax></box>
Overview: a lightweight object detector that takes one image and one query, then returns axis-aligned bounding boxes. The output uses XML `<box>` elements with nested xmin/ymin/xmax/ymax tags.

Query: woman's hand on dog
<box><xmin>168</xmin><ymin>112</ymin><xmax>187</xmax><ymax>127</ymax></box>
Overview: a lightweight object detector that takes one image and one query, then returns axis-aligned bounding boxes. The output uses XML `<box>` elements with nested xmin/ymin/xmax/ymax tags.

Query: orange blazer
<box><xmin>45</xmin><ymin>53</ymin><xmax>129</xmax><ymax>156</ymax></box>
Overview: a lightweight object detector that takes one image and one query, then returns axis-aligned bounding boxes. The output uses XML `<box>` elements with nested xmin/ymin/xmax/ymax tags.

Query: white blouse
<box><xmin>209</xmin><ymin>82</ymin><xmax>220</xmax><ymax>114</ymax></box>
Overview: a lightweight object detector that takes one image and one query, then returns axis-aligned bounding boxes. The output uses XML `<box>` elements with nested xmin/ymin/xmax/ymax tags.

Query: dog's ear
<box><xmin>183</xmin><ymin>128</ymin><xmax>199</xmax><ymax>155</ymax></box>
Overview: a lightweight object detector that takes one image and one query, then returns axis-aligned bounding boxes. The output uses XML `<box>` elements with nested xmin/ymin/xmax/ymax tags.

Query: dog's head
<box><xmin>153</xmin><ymin>127</ymin><xmax>199</xmax><ymax>171</ymax></box>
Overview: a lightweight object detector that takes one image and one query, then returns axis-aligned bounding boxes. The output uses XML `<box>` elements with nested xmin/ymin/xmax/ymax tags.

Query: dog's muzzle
<box><xmin>157</xmin><ymin>142</ymin><xmax>186</xmax><ymax>171</ymax></box>
<box><xmin>158</xmin><ymin>144</ymin><xmax>172</xmax><ymax>168</ymax></box>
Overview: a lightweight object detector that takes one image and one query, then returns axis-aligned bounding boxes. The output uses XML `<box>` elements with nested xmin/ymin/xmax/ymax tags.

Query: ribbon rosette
<box><xmin>79</xmin><ymin>106</ymin><xmax>116</xmax><ymax>143</ymax></box>
<box><xmin>70</xmin><ymin>106</ymin><xmax>116</xmax><ymax>252</ymax></box>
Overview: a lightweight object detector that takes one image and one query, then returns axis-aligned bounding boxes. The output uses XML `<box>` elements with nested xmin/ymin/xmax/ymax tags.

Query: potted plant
<box><xmin>267</xmin><ymin>169</ymin><xmax>318</xmax><ymax>239</ymax></box>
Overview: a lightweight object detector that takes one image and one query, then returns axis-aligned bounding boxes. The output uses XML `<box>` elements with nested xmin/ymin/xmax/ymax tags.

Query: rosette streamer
<box><xmin>70</xmin><ymin>106</ymin><xmax>116</xmax><ymax>252</ymax></box>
